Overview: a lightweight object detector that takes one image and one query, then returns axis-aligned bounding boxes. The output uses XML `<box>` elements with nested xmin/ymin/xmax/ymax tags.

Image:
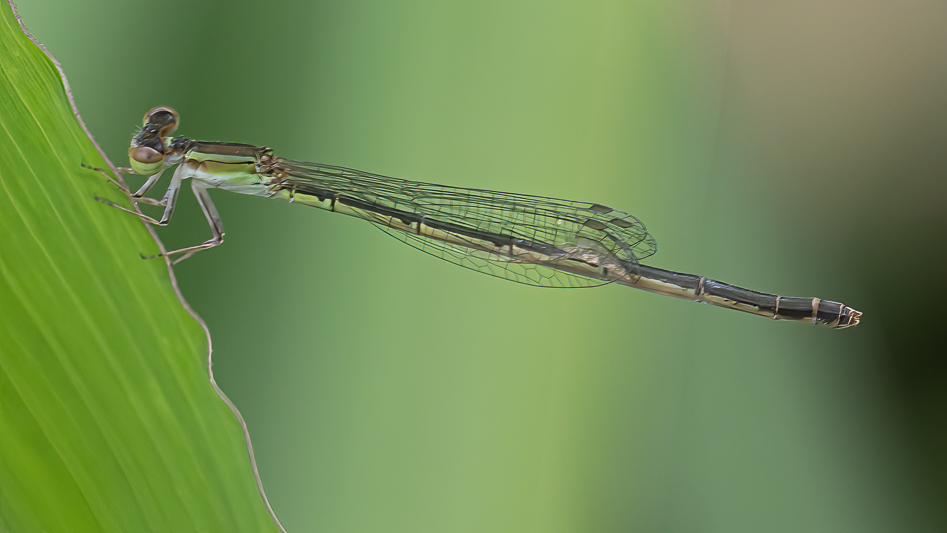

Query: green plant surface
<box><xmin>0</xmin><ymin>3</ymin><xmax>280</xmax><ymax>531</ymax></box>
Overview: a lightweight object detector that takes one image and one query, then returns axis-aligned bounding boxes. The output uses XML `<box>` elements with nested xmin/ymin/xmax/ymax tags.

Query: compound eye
<box><xmin>131</xmin><ymin>146</ymin><xmax>162</xmax><ymax>164</ymax></box>
<box><xmin>128</xmin><ymin>146</ymin><xmax>164</xmax><ymax>175</ymax></box>
<box><xmin>142</xmin><ymin>106</ymin><xmax>180</xmax><ymax>138</ymax></box>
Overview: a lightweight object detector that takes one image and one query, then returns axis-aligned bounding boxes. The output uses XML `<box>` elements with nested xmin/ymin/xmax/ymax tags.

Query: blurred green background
<box><xmin>15</xmin><ymin>0</ymin><xmax>946</xmax><ymax>531</ymax></box>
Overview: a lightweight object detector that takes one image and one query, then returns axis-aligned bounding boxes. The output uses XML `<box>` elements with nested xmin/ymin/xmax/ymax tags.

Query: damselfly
<box><xmin>97</xmin><ymin>107</ymin><xmax>861</xmax><ymax>328</ymax></box>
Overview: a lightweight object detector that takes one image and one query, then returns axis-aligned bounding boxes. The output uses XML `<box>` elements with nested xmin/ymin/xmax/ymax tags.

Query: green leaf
<box><xmin>0</xmin><ymin>4</ymin><xmax>281</xmax><ymax>531</ymax></box>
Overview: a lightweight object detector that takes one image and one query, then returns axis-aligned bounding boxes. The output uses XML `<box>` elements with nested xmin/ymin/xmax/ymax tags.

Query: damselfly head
<box><xmin>141</xmin><ymin>106</ymin><xmax>180</xmax><ymax>138</ymax></box>
<box><xmin>129</xmin><ymin>106</ymin><xmax>180</xmax><ymax>175</ymax></box>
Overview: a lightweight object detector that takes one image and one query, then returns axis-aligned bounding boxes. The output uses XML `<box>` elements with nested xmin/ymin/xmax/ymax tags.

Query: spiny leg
<box><xmin>154</xmin><ymin>166</ymin><xmax>184</xmax><ymax>225</ymax></box>
<box><xmin>94</xmin><ymin>163</ymin><xmax>186</xmax><ymax>227</ymax></box>
<box><xmin>81</xmin><ymin>162</ymin><xmax>130</xmax><ymax>193</ymax></box>
<box><xmin>93</xmin><ymin>195</ymin><xmax>165</xmax><ymax>225</ymax></box>
<box><xmin>169</xmin><ymin>182</ymin><xmax>225</xmax><ymax>264</ymax></box>
<box><xmin>143</xmin><ymin>180</ymin><xmax>226</xmax><ymax>265</ymax></box>
<box><xmin>83</xmin><ymin>163</ymin><xmax>166</xmax><ymax>206</ymax></box>
<box><xmin>95</xmin><ymin>163</ymin><xmax>193</xmax><ymax>242</ymax></box>
<box><xmin>132</xmin><ymin>168</ymin><xmax>168</xmax><ymax>199</ymax></box>
<box><xmin>193</xmin><ymin>181</ymin><xmax>224</xmax><ymax>242</ymax></box>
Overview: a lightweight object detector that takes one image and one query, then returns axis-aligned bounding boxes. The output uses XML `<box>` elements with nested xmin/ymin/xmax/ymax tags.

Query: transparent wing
<box><xmin>275</xmin><ymin>160</ymin><xmax>657</xmax><ymax>288</ymax></box>
<box><xmin>374</xmin><ymin>224</ymin><xmax>610</xmax><ymax>288</ymax></box>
